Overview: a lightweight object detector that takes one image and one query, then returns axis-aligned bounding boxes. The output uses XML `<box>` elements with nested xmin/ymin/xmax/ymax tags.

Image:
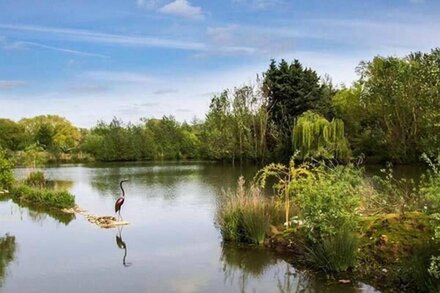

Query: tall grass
<box><xmin>24</xmin><ymin>171</ymin><xmax>46</xmax><ymax>188</ymax></box>
<box><xmin>217</xmin><ymin>177</ymin><xmax>278</xmax><ymax>245</ymax></box>
<box><xmin>305</xmin><ymin>225</ymin><xmax>358</xmax><ymax>274</ymax></box>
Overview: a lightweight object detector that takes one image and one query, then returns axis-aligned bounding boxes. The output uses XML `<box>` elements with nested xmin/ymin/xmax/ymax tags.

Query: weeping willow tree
<box><xmin>292</xmin><ymin>111</ymin><xmax>351</xmax><ymax>161</ymax></box>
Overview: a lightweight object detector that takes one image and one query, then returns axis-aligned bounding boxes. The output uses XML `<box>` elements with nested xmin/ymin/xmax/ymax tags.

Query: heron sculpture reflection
<box><xmin>116</xmin><ymin>226</ymin><xmax>131</xmax><ymax>267</ymax></box>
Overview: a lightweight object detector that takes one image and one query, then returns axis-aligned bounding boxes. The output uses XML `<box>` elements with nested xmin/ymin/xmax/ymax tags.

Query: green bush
<box><xmin>305</xmin><ymin>225</ymin><xmax>358</xmax><ymax>274</ymax></box>
<box><xmin>0</xmin><ymin>149</ymin><xmax>14</xmax><ymax>190</ymax></box>
<box><xmin>294</xmin><ymin>164</ymin><xmax>362</xmax><ymax>239</ymax></box>
<box><xmin>24</xmin><ymin>171</ymin><xmax>46</xmax><ymax>188</ymax></box>
<box><xmin>10</xmin><ymin>184</ymin><xmax>75</xmax><ymax>209</ymax></box>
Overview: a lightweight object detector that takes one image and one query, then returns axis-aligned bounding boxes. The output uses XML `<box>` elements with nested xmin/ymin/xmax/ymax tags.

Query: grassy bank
<box><xmin>9</xmin><ymin>184</ymin><xmax>75</xmax><ymax>210</ymax></box>
<box><xmin>216</xmin><ymin>159</ymin><xmax>440</xmax><ymax>292</ymax></box>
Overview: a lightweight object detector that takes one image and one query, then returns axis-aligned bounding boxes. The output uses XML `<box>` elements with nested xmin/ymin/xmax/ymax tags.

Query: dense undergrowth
<box><xmin>216</xmin><ymin>157</ymin><xmax>440</xmax><ymax>292</ymax></box>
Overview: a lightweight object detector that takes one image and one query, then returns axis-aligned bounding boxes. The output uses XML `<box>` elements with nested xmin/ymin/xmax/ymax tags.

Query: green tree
<box><xmin>0</xmin><ymin>119</ymin><xmax>27</xmax><ymax>151</ymax></box>
<box><xmin>292</xmin><ymin>111</ymin><xmax>351</xmax><ymax>161</ymax></box>
<box><xmin>263</xmin><ymin>59</ymin><xmax>327</xmax><ymax>160</ymax></box>
<box><xmin>358</xmin><ymin>49</ymin><xmax>440</xmax><ymax>162</ymax></box>
<box><xmin>0</xmin><ymin>149</ymin><xmax>14</xmax><ymax>190</ymax></box>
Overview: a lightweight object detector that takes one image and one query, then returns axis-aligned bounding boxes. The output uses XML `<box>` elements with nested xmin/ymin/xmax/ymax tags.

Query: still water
<box><xmin>1</xmin><ymin>162</ymin><xmax>380</xmax><ymax>293</ymax></box>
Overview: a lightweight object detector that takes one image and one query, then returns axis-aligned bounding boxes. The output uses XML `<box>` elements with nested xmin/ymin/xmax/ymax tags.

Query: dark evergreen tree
<box><xmin>263</xmin><ymin>59</ymin><xmax>326</xmax><ymax>160</ymax></box>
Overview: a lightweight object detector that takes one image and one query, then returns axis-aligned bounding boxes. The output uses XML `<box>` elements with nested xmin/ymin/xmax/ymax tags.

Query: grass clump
<box><xmin>305</xmin><ymin>225</ymin><xmax>358</xmax><ymax>274</ymax></box>
<box><xmin>24</xmin><ymin>171</ymin><xmax>46</xmax><ymax>188</ymax></box>
<box><xmin>217</xmin><ymin>177</ymin><xmax>279</xmax><ymax>245</ymax></box>
<box><xmin>10</xmin><ymin>184</ymin><xmax>75</xmax><ymax>209</ymax></box>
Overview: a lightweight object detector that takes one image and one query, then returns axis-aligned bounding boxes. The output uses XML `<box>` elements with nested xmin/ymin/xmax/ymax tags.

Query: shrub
<box><xmin>294</xmin><ymin>164</ymin><xmax>363</xmax><ymax>239</ymax></box>
<box><xmin>305</xmin><ymin>225</ymin><xmax>358</xmax><ymax>274</ymax></box>
<box><xmin>24</xmin><ymin>171</ymin><xmax>46</xmax><ymax>188</ymax></box>
<box><xmin>0</xmin><ymin>149</ymin><xmax>14</xmax><ymax>190</ymax></box>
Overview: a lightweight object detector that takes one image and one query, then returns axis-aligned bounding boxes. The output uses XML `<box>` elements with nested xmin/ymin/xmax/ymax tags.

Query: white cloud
<box><xmin>158</xmin><ymin>0</ymin><xmax>204</xmax><ymax>19</ymax></box>
<box><xmin>15</xmin><ymin>41</ymin><xmax>108</xmax><ymax>58</ymax></box>
<box><xmin>0</xmin><ymin>24</ymin><xmax>205</xmax><ymax>51</ymax></box>
<box><xmin>0</xmin><ymin>80</ymin><xmax>27</xmax><ymax>89</ymax></box>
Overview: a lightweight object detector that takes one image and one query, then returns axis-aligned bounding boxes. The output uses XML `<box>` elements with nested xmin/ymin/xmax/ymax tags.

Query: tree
<box><xmin>292</xmin><ymin>111</ymin><xmax>351</xmax><ymax>161</ymax></box>
<box><xmin>19</xmin><ymin>115</ymin><xmax>81</xmax><ymax>152</ymax></box>
<box><xmin>358</xmin><ymin>49</ymin><xmax>440</xmax><ymax>162</ymax></box>
<box><xmin>0</xmin><ymin>149</ymin><xmax>14</xmax><ymax>190</ymax></box>
<box><xmin>0</xmin><ymin>119</ymin><xmax>27</xmax><ymax>151</ymax></box>
<box><xmin>263</xmin><ymin>59</ymin><xmax>327</xmax><ymax>160</ymax></box>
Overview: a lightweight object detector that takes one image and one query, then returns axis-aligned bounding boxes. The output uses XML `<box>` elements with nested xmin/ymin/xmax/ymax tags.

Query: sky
<box><xmin>0</xmin><ymin>0</ymin><xmax>439</xmax><ymax>127</ymax></box>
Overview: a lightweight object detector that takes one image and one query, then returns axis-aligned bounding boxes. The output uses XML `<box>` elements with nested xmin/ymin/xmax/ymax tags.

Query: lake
<box><xmin>1</xmin><ymin>162</ymin><xmax>380</xmax><ymax>293</ymax></box>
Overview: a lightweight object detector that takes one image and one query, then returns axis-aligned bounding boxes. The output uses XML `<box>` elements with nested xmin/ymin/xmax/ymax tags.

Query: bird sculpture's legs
<box><xmin>118</xmin><ymin>210</ymin><xmax>123</xmax><ymax>222</ymax></box>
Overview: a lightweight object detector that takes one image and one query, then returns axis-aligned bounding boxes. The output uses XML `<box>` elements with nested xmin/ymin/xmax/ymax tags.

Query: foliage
<box><xmin>24</xmin><ymin>171</ymin><xmax>46</xmax><ymax>188</ymax></box>
<box><xmin>217</xmin><ymin>177</ymin><xmax>278</xmax><ymax>244</ymax></box>
<box><xmin>292</xmin><ymin>111</ymin><xmax>351</xmax><ymax>161</ymax></box>
<box><xmin>254</xmin><ymin>157</ymin><xmax>313</xmax><ymax>228</ymax></box>
<box><xmin>202</xmin><ymin>84</ymin><xmax>268</xmax><ymax>162</ymax></box>
<box><xmin>357</xmin><ymin>49</ymin><xmax>440</xmax><ymax>162</ymax></box>
<box><xmin>10</xmin><ymin>184</ymin><xmax>75</xmax><ymax>209</ymax></box>
<box><xmin>293</xmin><ymin>163</ymin><xmax>363</xmax><ymax>239</ymax></box>
<box><xmin>0</xmin><ymin>119</ymin><xmax>27</xmax><ymax>151</ymax></box>
<box><xmin>372</xmin><ymin>163</ymin><xmax>419</xmax><ymax>217</ymax></box>
<box><xmin>305</xmin><ymin>225</ymin><xmax>358</xmax><ymax>274</ymax></box>
<box><xmin>19</xmin><ymin>115</ymin><xmax>81</xmax><ymax>152</ymax></box>
<box><xmin>11</xmin><ymin>144</ymin><xmax>48</xmax><ymax>167</ymax></box>
<box><xmin>1</xmin><ymin>49</ymin><xmax>439</xmax><ymax>164</ymax></box>
<box><xmin>420</xmin><ymin>154</ymin><xmax>440</xmax><ymax>214</ymax></box>
<box><xmin>263</xmin><ymin>59</ymin><xmax>328</xmax><ymax>160</ymax></box>
<box><xmin>0</xmin><ymin>149</ymin><xmax>14</xmax><ymax>190</ymax></box>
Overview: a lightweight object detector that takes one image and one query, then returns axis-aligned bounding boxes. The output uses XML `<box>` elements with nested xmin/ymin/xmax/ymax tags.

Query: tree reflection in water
<box><xmin>0</xmin><ymin>234</ymin><xmax>16</xmax><ymax>287</ymax></box>
<box><xmin>11</xmin><ymin>199</ymin><xmax>75</xmax><ymax>225</ymax></box>
<box><xmin>221</xmin><ymin>243</ymin><xmax>378</xmax><ymax>293</ymax></box>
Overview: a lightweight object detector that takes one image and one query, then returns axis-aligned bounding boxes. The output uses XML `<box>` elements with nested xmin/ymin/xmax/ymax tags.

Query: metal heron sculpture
<box><xmin>115</xmin><ymin>179</ymin><xmax>129</xmax><ymax>221</ymax></box>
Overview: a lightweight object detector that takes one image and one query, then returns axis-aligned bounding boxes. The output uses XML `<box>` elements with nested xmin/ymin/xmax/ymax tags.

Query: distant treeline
<box><xmin>1</xmin><ymin>48</ymin><xmax>440</xmax><ymax>164</ymax></box>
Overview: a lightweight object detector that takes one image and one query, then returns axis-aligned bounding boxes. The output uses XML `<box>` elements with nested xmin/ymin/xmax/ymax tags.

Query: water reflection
<box><xmin>46</xmin><ymin>180</ymin><xmax>74</xmax><ymax>190</ymax></box>
<box><xmin>221</xmin><ymin>244</ymin><xmax>379</xmax><ymax>293</ymax></box>
<box><xmin>0</xmin><ymin>234</ymin><xmax>16</xmax><ymax>287</ymax></box>
<box><xmin>10</xmin><ymin>198</ymin><xmax>75</xmax><ymax>225</ymax></box>
<box><xmin>116</xmin><ymin>226</ymin><xmax>131</xmax><ymax>267</ymax></box>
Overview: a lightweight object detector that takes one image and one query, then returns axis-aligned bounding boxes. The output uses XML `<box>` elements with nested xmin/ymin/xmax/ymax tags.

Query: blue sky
<box><xmin>1</xmin><ymin>0</ymin><xmax>439</xmax><ymax>127</ymax></box>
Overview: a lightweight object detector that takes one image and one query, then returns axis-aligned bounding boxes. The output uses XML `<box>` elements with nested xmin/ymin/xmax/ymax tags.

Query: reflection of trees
<box><xmin>11</xmin><ymin>198</ymin><xmax>75</xmax><ymax>225</ymax></box>
<box><xmin>221</xmin><ymin>243</ymin><xmax>276</xmax><ymax>292</ymax></box>
<box><xmin>88</xmin><ymin>162</ymin><xmax>259</xmax><ymax>201</ymax></box>
<box><xmin>46</xmin><ymin>180</ymin><xmax>74</xmax><ymax>190</ymax></box>
<box><xmin>221</xmin><ymin>243</ymin><xmax>276</xmax><ymax>277</ymax></box>
<box><xmin>221</xmin><ymin>243</ymin><xmax>368</xmax><ymax>293</ymax></box>
<box><xmin>0</xmin><ymin>234</ymin><xmax>16</xmax><ymax>287</ymax></box>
